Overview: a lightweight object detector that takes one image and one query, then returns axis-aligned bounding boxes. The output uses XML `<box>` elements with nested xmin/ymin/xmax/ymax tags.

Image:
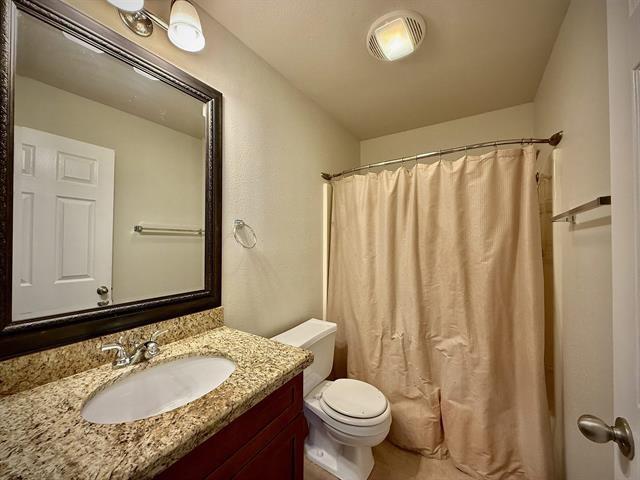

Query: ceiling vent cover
<box><xmin>367</xmin><ymin>11</ymin><xmax>426</xmax><ymax>62</ymax></box>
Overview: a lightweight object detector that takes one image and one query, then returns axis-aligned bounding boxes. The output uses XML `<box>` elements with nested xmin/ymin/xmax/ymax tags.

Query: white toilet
<box><xmin>272</xmin><ymin>319</ymin><xmax>391</xmax><ymax>480</ymax></box>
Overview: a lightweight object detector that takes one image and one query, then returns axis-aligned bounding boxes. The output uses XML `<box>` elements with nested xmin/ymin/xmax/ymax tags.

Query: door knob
<box><xmin>97</xmin><ymin>286</ymin><xmax>109</xmax><ymax>296</ymax></box>
<box><xmin>578</xmin><ymin>414</ymin><xmax>635</xmax><ymax>459</ymax></box>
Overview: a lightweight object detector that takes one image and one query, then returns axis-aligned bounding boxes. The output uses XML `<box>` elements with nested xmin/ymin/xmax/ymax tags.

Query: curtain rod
<box><xmin>320</xmin><ymin>131</ymin><xmax>563</xmax><ymax>181</ymax></box>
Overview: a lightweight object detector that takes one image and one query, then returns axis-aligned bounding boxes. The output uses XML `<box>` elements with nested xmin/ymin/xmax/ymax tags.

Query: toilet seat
<box><xmin>304</xmin><ymin>380</ymin><xmax>391</xmax><ymax>438</ymax></box>
<box><xmin>306</xmin><ymin>397</ymin><xmax>391</xmax><ymax>438</ymax></box>
<box><xmin>321</xmin><ymin>379</ymin><xmax>388</xmax><ymax>419</ymax></box>
<box><xmin>320</xmin><ymin>400</ymin><xmax>392</xmax><ymax>431</ymax></box>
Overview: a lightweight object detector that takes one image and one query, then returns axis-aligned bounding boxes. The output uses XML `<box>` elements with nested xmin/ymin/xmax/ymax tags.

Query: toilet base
<box><xmin>304</xmin><ymin>408</ymin><xmax>375</xmax><ymax>480</ymax></box>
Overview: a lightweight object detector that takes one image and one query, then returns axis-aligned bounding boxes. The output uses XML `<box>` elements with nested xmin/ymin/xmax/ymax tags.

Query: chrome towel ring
<box><xmin>233</xmin><ymin>219</ymin><xmax>257</xmax><ymax>249</ymax></box>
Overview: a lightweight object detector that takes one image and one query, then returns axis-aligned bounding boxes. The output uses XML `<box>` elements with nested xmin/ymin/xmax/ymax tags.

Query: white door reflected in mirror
<box><xmin>11</xmin><ymin>9</ymin><xmax>208</xmax><ymax>322</ymax></box>
<box><xmin>12</xmin><ymin>127</ymin><xmax>114</xmax><ymax>321</ymax></box>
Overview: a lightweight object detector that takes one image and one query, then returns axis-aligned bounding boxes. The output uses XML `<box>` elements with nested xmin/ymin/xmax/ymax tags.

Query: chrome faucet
<box><xmin>101</xmin><ymin>330</ymin><xmax>166</xmax><ymax>369</ymax></box>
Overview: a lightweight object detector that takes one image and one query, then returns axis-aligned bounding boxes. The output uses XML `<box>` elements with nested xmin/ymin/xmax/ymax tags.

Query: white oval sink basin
<box><xmin>82</xmin><ymin>356</ymin><xmax>236</xmax><ymax>424</ymax></box>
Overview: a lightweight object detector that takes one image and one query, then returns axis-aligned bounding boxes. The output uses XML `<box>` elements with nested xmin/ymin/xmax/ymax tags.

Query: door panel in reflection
<box><xmin>12</xmin><ymin>127</ymin><xmax>115</xmax><ymax>320</ymax></box>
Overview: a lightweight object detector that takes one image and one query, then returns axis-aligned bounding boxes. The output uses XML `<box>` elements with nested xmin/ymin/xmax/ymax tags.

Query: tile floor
<box><xmin>303</xmin><ymin>441</ymin><xmax>471</xmax><ymax>480</ymax></box>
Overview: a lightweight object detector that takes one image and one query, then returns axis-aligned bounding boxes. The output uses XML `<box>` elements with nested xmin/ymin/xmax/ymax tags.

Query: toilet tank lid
<box><xmin>271</xmin><ymin>319</ymin><xmax>337</xmax><ymax>349</ymax></box>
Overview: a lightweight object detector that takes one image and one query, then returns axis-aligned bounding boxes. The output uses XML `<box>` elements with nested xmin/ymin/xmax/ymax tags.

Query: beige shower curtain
<box><xmin>327</xmin><ymin>146</ymin><xmax>553</xmax><ymax>480</ymax></box>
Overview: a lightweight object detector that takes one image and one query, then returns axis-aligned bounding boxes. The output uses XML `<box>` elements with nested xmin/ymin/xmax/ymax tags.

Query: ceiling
<box><xmin>197</xmin><ymin>0</ymin><xmax>569</xmax><ymax>139</ymax></box>
<box><xmin>16</xmin><ymin>9</ymin><xmax>204</xmax><ymax>139</ymax></box>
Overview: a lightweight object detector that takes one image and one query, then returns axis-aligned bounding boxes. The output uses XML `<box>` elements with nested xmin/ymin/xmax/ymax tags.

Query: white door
<box><xmin>608</xmin><ymin>0</ymin><xmax>640</xmax><ymax>478</ymax></box>
<box><xmin>12</xmin><ymin>127</ymin><xmax>115</xmax><ymax>321</ymax></box>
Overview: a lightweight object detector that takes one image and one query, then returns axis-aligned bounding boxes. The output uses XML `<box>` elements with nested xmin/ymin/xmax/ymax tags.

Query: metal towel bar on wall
<box><xmin>551</xmin><ymin>196</ymin><xmax>611</xmax><ymax>224</ymax></box>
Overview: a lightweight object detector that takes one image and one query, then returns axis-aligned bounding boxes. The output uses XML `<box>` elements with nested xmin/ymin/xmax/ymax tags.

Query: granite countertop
<box><xmin>0</xmin><ymin>326</ymin><xmax>313</xmax><ymax>479</ymax></box>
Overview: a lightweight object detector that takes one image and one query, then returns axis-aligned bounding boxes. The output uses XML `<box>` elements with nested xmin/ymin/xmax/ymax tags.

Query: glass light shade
<box><xmin>168</xmin><ymin>0</ymin><xmax>205</xmax><ymax>52</ymax></box>
<box><xmin>107</xmin><ymin>0</ymin><xmax>144</xmax><ymax>13</ymax></box>
<box><xmin>374</xmin><ymin>17</ymin><xmax>414</xmax><ymax>61</ymax></box>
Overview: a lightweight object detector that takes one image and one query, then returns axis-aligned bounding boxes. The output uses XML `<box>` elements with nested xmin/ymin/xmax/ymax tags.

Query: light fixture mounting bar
<box><xmin>118</xmin><ymin>8</ymin><xmax>168</xmax><ymax>37</ymax></box>
<box><xmin>143</xmin><ymin>8</ymin><xmax>168</xmax><ymax>30</ymax></box>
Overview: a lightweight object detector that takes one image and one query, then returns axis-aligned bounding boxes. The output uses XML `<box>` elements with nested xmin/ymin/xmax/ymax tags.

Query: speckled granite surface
<box><xmin>0</xmin><ymin>307</ymin><xmax>224</xmax><ymax>395</ymax></box>
<box><xmin>0</xmin><ymin>326</ymin><xmax>312</xmax><ymax>479</ymax></box>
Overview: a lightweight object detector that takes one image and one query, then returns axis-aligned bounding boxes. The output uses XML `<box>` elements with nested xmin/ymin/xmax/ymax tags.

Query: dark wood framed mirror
<box><xmin>0</xmin><ymin>0</ymin><xmax>222</xmax><ymax>360</ymax></box>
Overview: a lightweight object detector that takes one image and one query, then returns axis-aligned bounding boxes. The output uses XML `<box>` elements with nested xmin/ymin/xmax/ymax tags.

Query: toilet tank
<box><xmin>271</xmin><ymin>319</ymin><xmax>337</xmax><ymax>397</ymax></box>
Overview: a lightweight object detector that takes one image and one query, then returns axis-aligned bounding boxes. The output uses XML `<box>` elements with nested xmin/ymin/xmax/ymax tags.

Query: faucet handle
<box><xmin>100</xmin><ymin>342</ymin><xmax>130</xmax><ymax>367</ymax></box>
<box><xmin>150</xmin><ymin>330</ymin><xmax>167</xmax><ymax>342</ymax></box>
<box><xmin>143</xmin><ymin>330</ymin><xmax>167</xmax><ymax>359</ymax></box>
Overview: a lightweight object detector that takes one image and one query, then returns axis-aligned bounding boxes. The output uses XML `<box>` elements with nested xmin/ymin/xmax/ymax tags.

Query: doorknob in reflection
<box><xmin>97</xmin><ymin>286</ymin><xmax>109</xmax><ymax>296</ymax></box>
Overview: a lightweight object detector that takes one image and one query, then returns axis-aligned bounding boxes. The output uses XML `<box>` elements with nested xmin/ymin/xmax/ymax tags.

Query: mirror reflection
<box><xmin>12</xmin><ymin>11</ymin><xmax>207</xmax><ymax>321</ymax></box>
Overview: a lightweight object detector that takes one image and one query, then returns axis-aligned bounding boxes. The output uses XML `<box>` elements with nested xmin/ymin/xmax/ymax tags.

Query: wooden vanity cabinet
<box><xmin>156</xmin><ymin>373</ymin><xmax>307</xmax><ymax>480</ymax></box>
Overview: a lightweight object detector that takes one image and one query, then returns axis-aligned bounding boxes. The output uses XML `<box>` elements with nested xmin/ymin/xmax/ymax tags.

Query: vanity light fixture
<box><xmin>168</xmin><ymin>0</ymin><xmax>206</xmax><ymax>52</ymax></box>
<box><xmin>108</xmin><ymin>0</ymin><xmax>205</xmax><ymax>53</ymax></box>
<box><xmin>366</xmin><ymin>11</ymin><xmax>426</xmax><ymax>62</ymax></box>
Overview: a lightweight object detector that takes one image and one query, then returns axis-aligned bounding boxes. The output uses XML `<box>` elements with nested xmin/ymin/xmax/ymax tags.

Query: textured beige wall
<box><xmin>534</xmin><ymin>1</ymin><xmax>612</xmax><ymax>479</ymax></box>
<box><xmin>359</xmin><ymin>103</ymin><xmax>534</xmax><ymax>166</ymax></box>
<box><xmin>15</xmin><ymin>76</ymin><xmax>205</xmax><ymax>305</ymax></box>
<box><xmin>58</xmin><ymin>0</ymin><xmax>359</xmax><ymax>336</ymax></box>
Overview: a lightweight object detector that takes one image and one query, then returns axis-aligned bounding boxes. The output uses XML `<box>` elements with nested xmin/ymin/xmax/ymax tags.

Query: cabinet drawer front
<box><xmin>156</xmin><ymin>373</ymin><xmax>304</xmax><ymax>480</ymax></box>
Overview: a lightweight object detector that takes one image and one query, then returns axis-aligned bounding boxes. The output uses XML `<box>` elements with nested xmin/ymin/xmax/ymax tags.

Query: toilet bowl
<box><xmin>272</xmin><ymin>319</ymin><xmax>391</xmax><ymax>480</ymax></box>
<box><xmin>304</xmin><ymin>379</ymin><xmax>392</xmax><ymax>479</ymax></box>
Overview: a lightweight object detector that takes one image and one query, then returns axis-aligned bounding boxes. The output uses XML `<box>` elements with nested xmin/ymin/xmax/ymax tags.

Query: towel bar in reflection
<box><xmin>133</xmin><ymin>224</ymin><xmax>204</xmax><ymax>235</ymax></box>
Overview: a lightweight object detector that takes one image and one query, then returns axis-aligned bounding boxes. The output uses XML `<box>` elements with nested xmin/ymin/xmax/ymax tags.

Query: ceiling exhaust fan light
<box><xmin>168</xmin><ymin>0</ymin><xmax>205</xmax><ymax>52</ymax></box>
<box><xmin>107</xmin><ymin>0</ymin><xmax>144</xmax><ymax>13</ymax></box>
<box><xmin>374</xmin><ymin>18</ymin><xmax>414</xmax><ymax>61</ymax></box>
<box><xmin>367</xmin><ymin>11</ymin><xmax>425</xmax><ymax>62</ymax></box>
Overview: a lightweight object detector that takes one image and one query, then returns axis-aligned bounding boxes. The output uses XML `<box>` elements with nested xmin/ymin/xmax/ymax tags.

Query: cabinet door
<box><xmin>156</xmin><ymin>375</ymin><xmax>304</xmax><ymax>480</ymax></box>
<box><xmin>226</xmin><ymin>414</ymin><xmax>307</xmax><ymax>480</ymax></box>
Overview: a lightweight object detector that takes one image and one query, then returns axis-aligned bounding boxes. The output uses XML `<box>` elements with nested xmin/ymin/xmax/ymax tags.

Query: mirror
<box><xmin>13</xmin><ymin>11</ymin><xmax>207</xmax><ymax>319</ymax></box>
<box><xmin>0</xmin><ymin>0</ymin><xmax>222</xmax><ymax>358</ymax></box>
